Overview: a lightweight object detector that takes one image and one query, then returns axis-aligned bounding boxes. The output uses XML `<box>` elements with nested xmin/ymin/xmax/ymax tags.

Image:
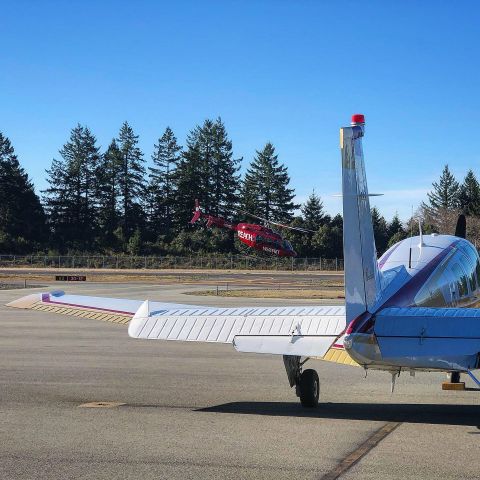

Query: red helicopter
<box><xmin>190</xmin><ymin>200</ymin><xmax>313</xmax><ymax>257</ymax></box>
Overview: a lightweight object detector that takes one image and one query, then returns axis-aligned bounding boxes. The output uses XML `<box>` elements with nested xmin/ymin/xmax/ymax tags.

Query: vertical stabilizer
<box><xmin>341</xmin><ymin>114</ymin><xmax>383</xmax><ymax>324</ymax></box>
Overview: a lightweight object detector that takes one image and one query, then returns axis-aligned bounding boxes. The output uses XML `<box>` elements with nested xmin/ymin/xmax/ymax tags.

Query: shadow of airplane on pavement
<box><xmin>197</xmin><ymin>401</ymin><xmax>480</xmax><ymax>427</ymax></box>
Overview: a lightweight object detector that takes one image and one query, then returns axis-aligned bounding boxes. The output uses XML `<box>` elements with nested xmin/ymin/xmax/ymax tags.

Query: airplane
<box><xmin>8</xmin><ymin>113</ymin><xmax>480</xmax><ymax>408</ymax></box>
<box><xmin>190</xmin><ymin>199</ymin><xmax>312</xmax><ymax>257</ymax></box>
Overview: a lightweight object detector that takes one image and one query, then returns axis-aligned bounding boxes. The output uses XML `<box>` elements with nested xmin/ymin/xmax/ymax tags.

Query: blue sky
<box><xmin>1</xmin><ymin>1</ymin><xmax>479</xmax><ymax>221</ymax></box>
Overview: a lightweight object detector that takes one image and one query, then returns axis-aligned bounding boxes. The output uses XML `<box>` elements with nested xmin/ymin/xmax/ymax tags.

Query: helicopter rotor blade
<box><xmin>237</xmin><ymin>209</ymin><xmax>316</xmax><ymax>233</ymax></box>
<box><xmin>237</xmin><ymin>209</ymin><xmax>270</xmax><ymax>223</ymax></box>
<box><xmin>268</xmin><ymin>221</ymin><xmax>316</xmax><ymax>233</ymax></box>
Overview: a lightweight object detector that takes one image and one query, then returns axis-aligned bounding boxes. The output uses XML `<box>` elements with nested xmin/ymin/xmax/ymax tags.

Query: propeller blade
<box><xmin>454</xmin><ymin>214</ymin><xmax>466</xmax><ymax>239</ymax></box>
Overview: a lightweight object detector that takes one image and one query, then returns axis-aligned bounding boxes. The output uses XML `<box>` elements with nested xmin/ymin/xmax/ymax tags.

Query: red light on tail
<box><xmin>351</xmin><ymin>114</ymin><xmax>365</xmax><ymax>125</ymax></box>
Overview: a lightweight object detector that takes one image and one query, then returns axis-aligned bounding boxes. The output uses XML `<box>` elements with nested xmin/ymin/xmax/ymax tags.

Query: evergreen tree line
<box><xmin>420</xmin><ymin>165</ymin><xmax>480</xmax><ymax>243</ymax></box>
<box><xmin>1</xmin><ymin>123</ymin><xmax>467</xmax><ymax>258</ymax></box>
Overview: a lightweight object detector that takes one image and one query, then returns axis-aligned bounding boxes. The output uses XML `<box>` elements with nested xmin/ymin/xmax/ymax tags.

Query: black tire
<box><xmin>449</xmin><ymin>371</ymin><xmax>461</xmax><ymax>383</ymax></box>
<box><xmin>299</xmin><ymin>369</ymin><xmax>319</xmax><ymax>407</ymax></box>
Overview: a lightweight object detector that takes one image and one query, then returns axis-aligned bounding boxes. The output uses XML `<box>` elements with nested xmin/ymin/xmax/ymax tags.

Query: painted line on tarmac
<box><xmin>319</xmin><ymin>421</ymin><xmax>401</xmax><ymax>480</ymax></box>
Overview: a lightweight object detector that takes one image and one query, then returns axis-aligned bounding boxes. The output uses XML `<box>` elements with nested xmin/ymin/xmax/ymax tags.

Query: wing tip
<box><xmin>128</xmin><ymin>300</ymin><xmax>150</xmax><ymax>338</ymax></box>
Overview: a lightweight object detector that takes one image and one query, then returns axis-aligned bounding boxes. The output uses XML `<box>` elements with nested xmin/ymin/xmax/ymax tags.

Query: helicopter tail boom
<box><xmin>190</xmin><ymin>199</ymin><xmax>203</xmax><ymax>224</ymax></box>
<box><xmin>190</xmin><ymin>200</ymin><xmax>236</xmax><ymax>230</ymax></box>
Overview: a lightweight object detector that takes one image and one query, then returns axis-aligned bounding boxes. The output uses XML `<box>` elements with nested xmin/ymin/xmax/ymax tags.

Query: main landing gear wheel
<box><xmin>299</xmin><ymin>369</ymin><xmax>319</xmax><ymax>408</ymax></box>
<box><xmin>282</xmin><ymin>355</ymin><xmax>320</xmax><ymax>408</ymax></box>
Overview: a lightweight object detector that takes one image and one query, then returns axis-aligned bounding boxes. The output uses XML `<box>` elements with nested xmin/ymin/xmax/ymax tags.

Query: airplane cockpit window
<box><xmin>452</xmin><ymin>263</ymin><xmax>468</xmax><ymax>298</ymax></box>
<box><xmin>459</xmin><ymin>243</ymin><xmax>480</xmax><ymax>292</ymax></box>
<box><xmin>414</xmin><ymin>262</ymin><xmax>450</xmax><ymax>307</ymax></box>
<box><xmin>458</xmin><ymin>252</ymin><xmax>476</xmax><ymax>292</ymax></box>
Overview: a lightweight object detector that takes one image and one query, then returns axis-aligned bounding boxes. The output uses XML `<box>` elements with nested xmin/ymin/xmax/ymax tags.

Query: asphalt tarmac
<box><xmin>1</xmin><ymin>282</ymin><xmax>480</xmax><ymax>479</ymax></box>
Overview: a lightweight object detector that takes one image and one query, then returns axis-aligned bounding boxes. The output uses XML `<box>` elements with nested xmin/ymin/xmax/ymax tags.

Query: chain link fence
<box><xmin>0</xmin><ymin>254</ymin><xmax>344</xmax><ymax>271</ymax></box>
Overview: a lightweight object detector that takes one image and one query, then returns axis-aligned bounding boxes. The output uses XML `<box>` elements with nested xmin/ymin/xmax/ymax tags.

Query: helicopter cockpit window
<box><xmin>283</xmin><ymin>240</ymin><xmax>293</xmax><ymax>251</ymax></box>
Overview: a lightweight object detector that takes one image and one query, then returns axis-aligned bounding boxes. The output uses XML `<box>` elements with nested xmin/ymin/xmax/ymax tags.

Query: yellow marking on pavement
<box><xmin>28</xmin><ymin>301</ymin><xmax>131</xmax><ymax>325</ymax></box>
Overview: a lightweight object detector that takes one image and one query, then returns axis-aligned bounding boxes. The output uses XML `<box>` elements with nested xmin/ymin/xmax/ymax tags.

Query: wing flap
<box><xmin>233</xmin><ymin>335</ymin><xmax>335</xmax><ymax>357</ymax></box>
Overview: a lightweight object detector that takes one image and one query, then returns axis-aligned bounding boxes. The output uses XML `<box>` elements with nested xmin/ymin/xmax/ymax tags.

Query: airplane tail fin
<box><xmin>340</xmin><ymin>114</ymin><xmax>384</xmax><ymax>325</ymax></box>
<box><xmin>190</xmin><ymin>199</ymin><xmax>202</xmax><ymax>224</ymax></box>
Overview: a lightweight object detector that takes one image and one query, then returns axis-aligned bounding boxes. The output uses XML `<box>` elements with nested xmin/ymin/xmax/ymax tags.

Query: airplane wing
<box><xmin>7</xmin><ymin>290</ymin><xmax>356</xmax><ymax>365</ymax></box>
<box><xmin>128</xmin><ymin>300</ymin><xmax>352</xmax><ymax>360</ymax></box>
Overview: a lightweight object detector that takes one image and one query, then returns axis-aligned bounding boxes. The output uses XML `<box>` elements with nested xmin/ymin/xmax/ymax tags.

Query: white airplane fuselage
<box><xmin>344</xmin><ymin>233</ymin><xmax>480</xmax><ymax>372</ymax></box>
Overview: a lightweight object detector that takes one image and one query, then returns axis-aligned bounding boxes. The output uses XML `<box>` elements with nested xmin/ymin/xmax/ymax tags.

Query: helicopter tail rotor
<box><xmin>190</xmin><ymin>199</ymin><xmax>203</xmax><ymax>224</ymax></box>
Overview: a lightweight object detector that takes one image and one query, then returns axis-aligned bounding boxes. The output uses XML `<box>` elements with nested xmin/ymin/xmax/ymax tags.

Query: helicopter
<box><xmin>190</xmin><ymin>200</ymin><xmax>313</xmax><ymax>257</ymax></box>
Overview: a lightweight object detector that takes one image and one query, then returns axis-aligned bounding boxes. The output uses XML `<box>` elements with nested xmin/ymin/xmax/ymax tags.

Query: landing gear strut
<box><xmin>448</xmin><ymin>371</ymin><xmax>461</xmax><ymax>383</ymax></box>
<box><xmin>283</xmin><ymin>355</ymin><xmax>320</xmax><ymax>407</ymax></box>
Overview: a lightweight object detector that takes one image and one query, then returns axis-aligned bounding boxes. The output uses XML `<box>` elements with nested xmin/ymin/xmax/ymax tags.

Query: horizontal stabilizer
<box><xmin>375</xmin><ymin>307</ymin><xmax>480</xmax><ymax>370</ymax></box>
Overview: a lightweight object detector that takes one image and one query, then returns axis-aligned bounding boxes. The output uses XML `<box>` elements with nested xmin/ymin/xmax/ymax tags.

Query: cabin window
<box><xmin>458</xmin><ymin>243</ymin><xmax>479</xmax><ymax>291</ymax></box>
<box><xmin>451</xmin><ymin>263</ymin><xmax>468</xmax><ymax>298</ymax></box>
<box><xmin>414</xmin><ymin>253</ymin><xmax>453</xmax><ymax>307</ymax></box>
<box><xmin>459</xmin><ymin>252</ymin><xmax>476</xmax><ymax>292</ymax></box>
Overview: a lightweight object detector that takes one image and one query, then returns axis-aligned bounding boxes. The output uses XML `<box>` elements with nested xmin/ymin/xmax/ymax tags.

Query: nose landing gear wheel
<box><xmin>299</xmin><ymin>369</ymin><xmax>319</xmax><ymax>407</ymax></box>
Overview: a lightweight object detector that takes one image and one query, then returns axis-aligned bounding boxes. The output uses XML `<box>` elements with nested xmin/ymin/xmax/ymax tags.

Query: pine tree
<box><xmin>116</xmin><ymin>122</ymin><xmax>146</xmax><ymax>241</ymax></box>
<box><xmin>174</xmin><ymin>118</ymin><xmax>241</xmax><ymax>231</ymax></box>
<box><xmin>422</xmin><ymin>165</ymin><xmax>461</xmax><ymax>233</ymax></box>
<box><xmin>301</xmin><ymin>191</ymin><xmax>327</xmax><ymax>230</ymax></box>
<box><xmin>424</xmin><ymin>165</ymin><xmax>460</xmax><ymax>211</ymax></box>
<box><xmin>0</xmin><ymin>132</ymin><xmax>46</xmax><ymax>251</ymax></box>
<box><xmin>387</xmin><ymin>213</ymin><xmax>406</xmax><ymax>248</ymax></box>
<box><xmin>459</xmin><ymin>170</ymin><xmax>480</xmax><ymax>216</ymax></box>
<box><xmin>148</xmin><ymin>127</ymin><xmax>182</xmax><ymax>237</ymax></box>
<box><xmin>174</xmin><ymin>126</ymin><xmax>204</xmax><ymax>228</ymax></box>
<box><xmin>371</xmin><ymin>207</ymin><xmax>389</xmax><ymax>255</ymax></box>
<box><xmin>242</xmin><ymin>143</ymin><xmax>298</xmax><ymax>222</ymax></box>
<box><xmin>43</xmin><ymin>124</ymin><xmax>100</xmax><ymax>250</ymax></box>
<box><xmin>96</xmin><ymin>139</ymin><xmax>123</xmax><ymax>248</ymax></box>
<box><xmin>387</xmin><ymin>212</ymin><xmax>405</xmax><ymax>238</ymax></box>
<box><xmin>311</xmin><ymin>223</ymin><xmax>343</xmax><ymax>258</ymax></box>
<box><xmin>210</xmin><ymin>118</ymin><xmax>241</xmax><ymax>217</ymax></box>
